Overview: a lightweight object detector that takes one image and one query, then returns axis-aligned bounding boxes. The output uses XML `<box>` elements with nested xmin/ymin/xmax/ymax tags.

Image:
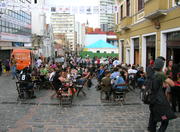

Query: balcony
<box><xmin>119</xmin><ymin>16</ymin><xmax>132</xmax><ymax>31</ymax></box>
<box><xmin>144</xmin><ymin>0</ymin><xmax>168</xmax><ymax>19</ymax></box>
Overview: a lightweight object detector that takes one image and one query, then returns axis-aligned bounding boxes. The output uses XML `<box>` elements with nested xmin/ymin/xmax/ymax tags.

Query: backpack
<box><xmin>141</xmin><ymin>69</ymin><xmax>155</xmax><ymax>104</ymax></box>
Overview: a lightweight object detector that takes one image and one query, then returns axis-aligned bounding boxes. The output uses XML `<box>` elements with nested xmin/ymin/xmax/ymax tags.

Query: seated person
<box><xmin>112</xmin><ymin>73</ymin><xmax>127</xmax><ymax>92</ymax></box>
<box><xmin>101</xmin><ymin>71</ymin><xmax>112</xmax><ymax>100</ymax></box>
<box><xmin>58</xmin><ymin>70</ymin><xmax>70</xmax><ymax>91</ymax></box>
<box><xmin>39</xmin><ymin>65</ymin><xmax>49</xmax><ymax>81</ymax></box>
<box><xmin>110</xmin><ymin>68</ymin><xmax>120</xmax><ymax>80</ymax></box>
<box><xmin>19</xmin><ymin>67</ymin><xmax>36</xmax><ymax>99</ymax></box>
<box><xmin>75</xmin><ymin>75</ymin><xmax>87</xmax><ymax>96</ymax></box>
<box><xmin>136</xmin><ymin>66</ymin><xmax>145</xmax><ymax>88</ymax></box>
<box><xmin>49</xmin><ymin>68</ymin><xmax>56</xmax><ymax>82</ymax></box>
<box><xmin>51</xmin><ymin>70</ymin><xmax>62</xmax><ymax>98</ymax></box>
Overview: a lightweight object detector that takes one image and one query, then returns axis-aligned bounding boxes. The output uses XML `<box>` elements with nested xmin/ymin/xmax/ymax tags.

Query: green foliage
<box><xmin>79</xmin><ymin>51</ymin><xmax>118</xmax><ymax>58</ymax></box>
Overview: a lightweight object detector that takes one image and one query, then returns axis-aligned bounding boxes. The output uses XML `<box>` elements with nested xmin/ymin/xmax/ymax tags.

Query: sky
<box><xmin>45</xmin><ymin>0</ymin><xmax>100</xmax><ymax>28</ymax></box>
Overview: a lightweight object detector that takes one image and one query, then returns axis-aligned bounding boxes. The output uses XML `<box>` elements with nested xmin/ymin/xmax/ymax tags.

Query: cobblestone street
<box><xmin>0</xmin><ymin>75</ymin><xmax>180</xmax><ymax>132</ymax></box>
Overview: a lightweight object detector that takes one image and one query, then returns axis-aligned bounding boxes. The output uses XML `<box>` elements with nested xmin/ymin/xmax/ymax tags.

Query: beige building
<box><xmin>51</xmin><ymin>13</ymin><xmax>75</xmax><ymax>51</ymax></box>
<box><xmin>115</xmin><ymin>0</ymin><xmax>180</xmax><ymax>69</ymax></box>
<box><xmin>100</xmin><ymin>0</ymin><xmax>116</xmax><ymax>32</ymax></box>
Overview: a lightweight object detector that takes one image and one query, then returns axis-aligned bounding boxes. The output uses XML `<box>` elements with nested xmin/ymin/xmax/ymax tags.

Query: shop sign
<box><xmin>0</xmin><ymin>32</ymin><xmax>31</xmax><ymax>43</ymax></box>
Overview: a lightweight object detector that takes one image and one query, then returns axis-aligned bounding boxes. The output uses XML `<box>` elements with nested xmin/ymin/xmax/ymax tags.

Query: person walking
<box><xmin>10</xmin><ymin>55</ymin><xmax>17</xmax><ymax>79</ymax></box>
<box><xmin>148</xmin><ymin>56</ymin><xmax>176</xmax><ymax>132</ymax></box>
<box><xmin>0</xmin><ymin>60</ymin><xmax>2</xmax><ymax>76</ymax></box>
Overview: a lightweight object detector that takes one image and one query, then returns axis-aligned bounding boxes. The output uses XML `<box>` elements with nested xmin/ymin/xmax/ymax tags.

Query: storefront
<box><xmin>161</xmin><ymin>27</ymin><xmax>180</xmax><ymax>65</ymax></box>
<box><xmin>119</xmin><ymin>40</ymin><xmax>124</xmax><ymax>63</ymax></box>
<box><xmin>146</xmin><ymin>35</ymin><xmax>156</xmax><ymax>65</ymax></box>
<box><xmin>0</xmin><ymin>32</ymin><xmax>31</xmax><ymax>60</ymax></box>
<box><xmin>130</xmin><ymin>36</ymin><xmax>140</xmax><ymax>65</ymax></box>
<box><xmin>134</xmin><ymin>38</ymin><xmax>140</xmax><ymax>65</ymax></box>
<box><xmin>167</xmin><ymin>31</ymin><xmax>180</xmax><ymax>64</ymax></box>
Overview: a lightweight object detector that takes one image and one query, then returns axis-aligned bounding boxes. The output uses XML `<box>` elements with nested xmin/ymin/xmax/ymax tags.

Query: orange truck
<box><xmin>11</xmin><ymin>49</ymin><xmax>34</xmax><ymax>70</ymax></box>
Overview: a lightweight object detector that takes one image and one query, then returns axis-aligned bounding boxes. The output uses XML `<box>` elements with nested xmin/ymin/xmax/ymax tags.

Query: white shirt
<box><xmin>128</xmin><ymin>69</ymin><xmax>137</xmax><ymax>74</ymax></box>
<box><xmin>37</xmin><ymin>59</ymin><xmax>42</xmax><ymax>67</ymax></box>
<box><xmin>49</xmin><ymin>71</ymin><xmax>55</xmax><ymax>81</ymax></box>
<box><xmin>113</xmin><ymin>60</ymin><xmax>120</xmax><ymax>67</ymax></box>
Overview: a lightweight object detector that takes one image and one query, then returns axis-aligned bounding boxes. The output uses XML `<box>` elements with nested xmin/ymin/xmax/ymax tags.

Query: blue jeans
<box><xmin>12</xmin><ymin>65</ymin><xmax>16</xmax><ymax>78</ymax></box>
<box><xmin>137</xmin><ymin>77</ymin><xmax>145</xmax><ymax>87</ymax></box>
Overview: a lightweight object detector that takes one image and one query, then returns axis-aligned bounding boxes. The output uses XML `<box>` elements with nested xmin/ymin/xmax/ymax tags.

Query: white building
<box><xmin>85</xmin><ymin>34</ymin><xmax>107</xmax><ymax>46</ymax></box>
<box><xmin>84</xmin><ymin>40</ymin><xmax>118</xmax><ymax>54</ymax></box>
<box><xmin>99</xmin><ymin>0</ymin><xmax>115</xmax><ymax>32</ymax></box>
<box><xmin>0</xmin><ymin>0</ymin><xmax>32</xmax><ymax>60</ymax></box>
<box><xmin>85</xmin><ymin>29</ymin><xmax>118</xmax><ymax>47</ymax></box>
<box><xmin>31</xmin><ymin>0</ymin><xmax>55</xmax><ymax>58</ymax></box>
<box><xmin>51</xmin><ymin>13</ymin><xmax>75</xmax><ymax>51</ymax></box>
<box><xmin>31</xmin><ymin>0</ymin><xmax>46</xmax><ymax>36</ymax></box>
<box><xmin>75</xmin><ymin>22</ymin><xmax>86</xmax><ymax>49</ymax></box>
<box><xmin>42</xmin><ymin>24</ymin><xmax>55</xmax><ymax>58</ymax></box>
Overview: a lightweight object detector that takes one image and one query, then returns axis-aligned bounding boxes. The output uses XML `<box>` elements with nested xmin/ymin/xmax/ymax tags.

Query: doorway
<box><xmin>167</xmin><ymin>31</ymin><xmax>180</xmax><ymax>64</ymax></box>
<box><xmin>134</xmin><ymin>38</ymin><xmax>140</xmax><ymax>65</ymax></box>
<box><xmin>146</xmin><ymin>35</ymin><xmax>156</xmax><ymax>65</ymax></box>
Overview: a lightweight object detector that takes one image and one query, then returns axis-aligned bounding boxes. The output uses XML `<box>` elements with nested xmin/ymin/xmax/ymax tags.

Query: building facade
<box><xmin>0</xmin><ymin>0</ymin><xmax>32</xmax><ymax>60</ymax></box>
<box><xmin>51</xmin><ymin>13</ymin><xmax>75</xmax><ymax>51</ymax></box>
<box><xmin>31</xmin><ymin>0</ymin><xmax>46</xmax><ymax>36</ymax></box>
<box><xmin>100</xmin><ymin>0</ymin><xmax>116</xmax><ymax>32</ymax></box>
<box><xmin>116</xmin><ymin>0</ymin><xmax>180</xmax><ymax>69</ymax></box>
<box><xmin>75</xmin><ymin>22</ymin><xmax>86</xmax><ymax>52</ymax></box>
<box><xmin>42</xmin><ymin>24</ymin><xmax>55</xmax><ymax>58</ymax></box>
<box><xmin>85</xmin><ymin>28</ymin><xmax>118</xmax><ymax>47</ymax></box>
<box><xmin>31</xmin><ymin>0</ymin><xmax>49</xmax><ymax>57</ymax></box>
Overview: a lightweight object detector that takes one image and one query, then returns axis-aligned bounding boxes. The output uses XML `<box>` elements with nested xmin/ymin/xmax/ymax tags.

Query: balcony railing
<box><xmin>119</xmin><ymin>16</ymin><xmax>132</xmax><ymax>30</ymax></box>
<box><xmin>144</xmin><ymin>0</ymin><xmax>168</xmax><ymax>19</ymax></box>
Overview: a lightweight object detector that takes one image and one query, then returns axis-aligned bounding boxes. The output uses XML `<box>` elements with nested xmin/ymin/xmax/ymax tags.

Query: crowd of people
<box><xmin>0</xmin><ymin>54</ymin><xmax>180</xmax><ymax>132</ymax></box>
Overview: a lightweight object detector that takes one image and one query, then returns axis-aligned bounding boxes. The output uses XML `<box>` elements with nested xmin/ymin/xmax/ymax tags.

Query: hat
<box><xmin>154</xmin><ymin>58</ymin><xmax>165</xmax><ymax>70</ymax></box>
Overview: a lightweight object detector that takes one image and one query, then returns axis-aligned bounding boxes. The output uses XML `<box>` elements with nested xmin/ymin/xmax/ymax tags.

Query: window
<box><xmin>97</xmin><ymin>50</ymin><xmax>100</xmax><ymax>53</ymax></box>
<box><xmin>111</xmin><ymin>51</ymin><xmax>114</xmax><ymax>54</ymax></box>
<box><xmin>116</xmin><ymin>12</ymin><xmax>119</xmax><ymax>24</ymax></box>
<box><xmin>2</xmin><ymin>21</ymin><xmax>5</xmax><ymax>26</ymax></box>
<box><xmin>5</xmin><ymin>22</ymin><xmax>9</xmax><ymax>27</ymax></box>
<box><xmin>138</xmin><ymin>0</ymin><xmax>144</xmax><ymax>11</ymax></box>
<box><xmin>120</xmin><ymin>5</ymin><xmax>123</xmax><ymax>19</ymax></box>
<box><xmin>127</xmin><ymin>0</ymin><xmax>130</xmax><ymax>16</ymax></box>
<box><xmin>2</xmin><ymin>27</ymin><xmax>5</xmax><ymax>32</ymax></box>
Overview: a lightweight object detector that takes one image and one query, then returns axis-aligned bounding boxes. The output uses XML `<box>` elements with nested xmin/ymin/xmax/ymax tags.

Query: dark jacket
<box><xmin>101</xmin><ymin>77</ymin><xmax>112</xmax><ymax>92</ymax></box>
<box><xmin>150</xmin><ymin>72</ymin><xmax>176</xmax><ymax>122</ymax></box>
<box><xmin>52</xmin><ymin>72</ymin><xmax>62</xmax><ymax>91</ymax></box>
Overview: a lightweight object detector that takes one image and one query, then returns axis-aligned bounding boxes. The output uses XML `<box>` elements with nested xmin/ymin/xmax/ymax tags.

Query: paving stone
<box><xmin>134</xmin><ymin>130</ymin><xmax>144</xmax><ymax>132</ymax></box>
<box><xmin>22</xmin><ymin>127</ymin><xmax>32</xmax><ymax>132</ymax></box>
<box><xmin>33</xmin><ymin>127</ymin><xmax>44</xmax><ymax>132</ymax></box>
<box><xmin>89</xmin><ymin>129</ymin><xmax>98</xmax><ymax>132</ymax></box>
<box><xmin>99</xmin><ymin>129</ymin><xmax>108</xmax><ymax>132</ymax></box>
<box><xmin>0</xmin><ymin>76</ymin><xmax>179</xmax><ymax>132</ymax></box>
<box><xmin>111</xmin><ymin>129</ymin><xmax>121</xmax><ymax>132</ymax></box>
